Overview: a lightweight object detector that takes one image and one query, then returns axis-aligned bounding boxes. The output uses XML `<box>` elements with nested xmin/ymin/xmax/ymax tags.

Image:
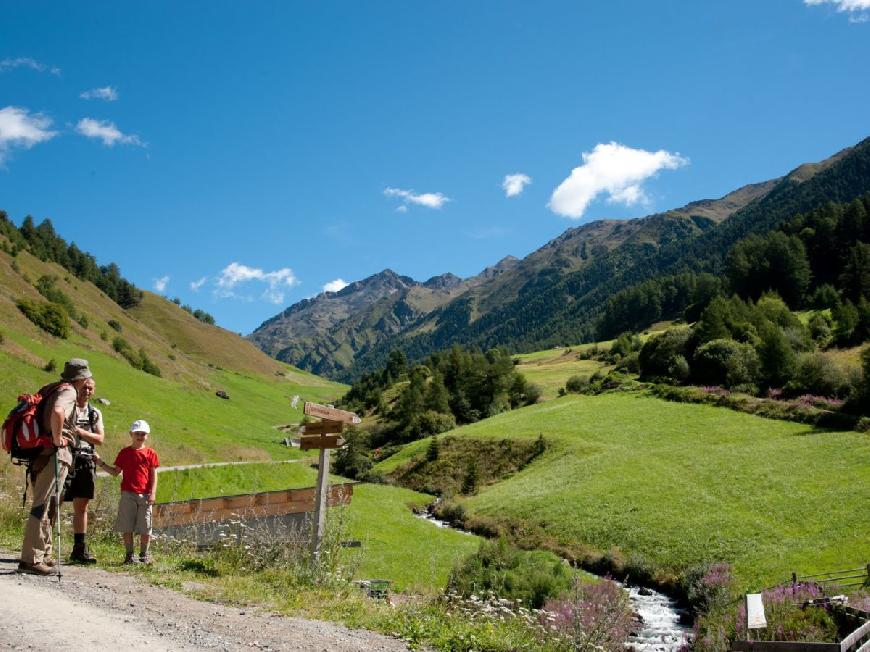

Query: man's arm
<box><xmin>51</xmin><ymin>405</ymin><xmax>72</xmax><ymax>448</ymax></box>
<box><xmin>147</xmin><ymin>467</ymin><xmax>157</xmax><ymax>504</ymax></box>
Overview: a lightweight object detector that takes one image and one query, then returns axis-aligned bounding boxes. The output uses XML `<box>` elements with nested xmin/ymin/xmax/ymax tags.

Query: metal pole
<box><xmin>311</xmin><ymin>447</ymin><xmax>330</xmax><ymax>561</ymax></box>
<box><xmin>54</xmin><ymin>452</ymin><xmax>62</xmax><ymax>581</ymax></box>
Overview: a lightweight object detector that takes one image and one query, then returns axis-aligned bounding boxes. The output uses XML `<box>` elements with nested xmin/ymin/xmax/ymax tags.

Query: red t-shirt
<box><xmin>114</xmin><ymin>446</ymin><xmax>160</xmax><ymax>494</ymax></box>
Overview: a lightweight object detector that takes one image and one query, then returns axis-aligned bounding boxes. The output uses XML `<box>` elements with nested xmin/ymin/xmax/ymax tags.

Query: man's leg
<box><xmin>20</xmin><ymin>456</ymin><xmax>67</xmax><ymax>567</ymax></box>
<box><xmin>70</xmin><ymin>497</ymin><xmax>96</xmax><ymax>563</ymax></box>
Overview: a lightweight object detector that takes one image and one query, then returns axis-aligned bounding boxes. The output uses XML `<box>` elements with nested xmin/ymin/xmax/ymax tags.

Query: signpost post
<box><xmin>302</xmin><ymin>402</ymin><xmax>359</xmax><ymax>560</ymax></box>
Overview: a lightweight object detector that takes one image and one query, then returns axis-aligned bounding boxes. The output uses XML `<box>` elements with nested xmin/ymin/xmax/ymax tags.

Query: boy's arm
<box><xmin>93</xmin><ymin>452</ymin><xmax>121</xmax><ymax>476</ymax></box>
<box><xmin>147</xmin><ymin>467</ymin><xmax>157</xmax><ymax>504</ymax></box>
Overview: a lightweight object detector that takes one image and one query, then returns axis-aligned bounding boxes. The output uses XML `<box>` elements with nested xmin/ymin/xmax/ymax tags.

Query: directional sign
<box><xmin>301</xmin><ymin>420</ymin><xmax>343</xmax><ymax>436</ymax></box>
<box><xmin>300</xmin><ymin>434</ymin><xmax>346</xmax><ymax>451</ymax></box>
<box><xmin>303</xmin><ymin>402</ymin><xmax>361</xmax><ymax>424</ymax></box>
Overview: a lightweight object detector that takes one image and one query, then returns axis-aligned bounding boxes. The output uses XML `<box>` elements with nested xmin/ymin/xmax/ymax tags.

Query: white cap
<box><xmin>130</xmin><ymin>419</ymin><xmax>151</xmax><ymax>434</ymax></box>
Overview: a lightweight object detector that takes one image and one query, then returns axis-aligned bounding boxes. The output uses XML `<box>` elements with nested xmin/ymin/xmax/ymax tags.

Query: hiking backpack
<box><xmin>2</xmin><ymin>382</ymin><xmax>69</xmax><ymax>464</ymax></box>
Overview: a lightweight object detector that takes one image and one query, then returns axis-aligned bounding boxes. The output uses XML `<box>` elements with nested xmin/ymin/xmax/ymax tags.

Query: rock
<box><xmin>638</xmin><ymin>587</ymin><xmax>653</xmax><ymax>596</ymax></box>
<box><xmin>97</xmin><ymin>398</ymin><xmax>111</xmax><ymax>405</ymax></box>
<box><xmin>215</xmin><ymin>390</ymin><xmax>230</xmax><ymax>400</ymax></box>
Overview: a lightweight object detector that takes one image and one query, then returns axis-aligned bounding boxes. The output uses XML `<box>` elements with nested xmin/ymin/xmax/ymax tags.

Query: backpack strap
<box><xmin>35</xmin><ymin>381</ymin><xmax>73</xmax><ymax>440</ymax></box>
<box><xmin>87</xmin><ymin>404</ymin><xmax>95</xmax><ymax>432</ymax></box>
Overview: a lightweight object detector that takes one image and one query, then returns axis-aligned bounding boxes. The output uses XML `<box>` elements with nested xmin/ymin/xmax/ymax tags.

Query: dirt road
<box><xmin>0</xmin><ymin>556</ymin><xmax>409</xmax><ymax>651</ymax></box>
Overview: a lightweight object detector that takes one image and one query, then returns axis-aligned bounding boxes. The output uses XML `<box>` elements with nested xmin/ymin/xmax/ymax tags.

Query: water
<box><xmin>415</xmin><ymin>509</ymin><xmax>691</xmax><ymax>651</ymax></box>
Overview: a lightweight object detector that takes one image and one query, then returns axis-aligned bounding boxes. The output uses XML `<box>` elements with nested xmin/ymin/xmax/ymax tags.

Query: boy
<box><xmin>94</xmin><ymin>419</ymin><xmax>159</xmax><ymax>564</ymax></box>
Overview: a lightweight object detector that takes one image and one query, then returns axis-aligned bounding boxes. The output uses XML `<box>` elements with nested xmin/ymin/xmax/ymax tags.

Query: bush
<box><xmin>107</xmin><ymin>319</ymin><xmax>122</xmax><ymax>332</ymax></box>
<box><xmin>639</xmin><ymin>327</ymin><xmax>692</xmax><ymax>382</ymax></box>
<box><xmin>692</xmin><ymin>339</ymin><xmax>760</xmax><ymax>388</ymax></box>
<box><xmin>565</xmin><ymin>374</ymin><xmax>590</xmax><ymax>393</ymax></box>
<box><xmin>807</xmin><ymin>313</ymin><xmax>832</xmax><ymax>344</ymax></box>
<box><xmin>785</xmin><ymin>352</ymin><xmax>853</xmax><ymax>398</ymax></box>
<box><xmin>43</xmin><ymin>358</ymin><xmax>57</xmax><ymax>373</ymax></box>
<box><xmin>448</xmin><ymin>538</ymin><xmax>573</xmax><ymax>609</ymax></box>
<box><xmin>541</xmin><ymin>577</ymin><xmax>634</xmax><ymax>652</ymax></box>
<box><xmin>17</xmin><ymin>299</ymin><xmax>71</xmax><ymax>338</ymax></box>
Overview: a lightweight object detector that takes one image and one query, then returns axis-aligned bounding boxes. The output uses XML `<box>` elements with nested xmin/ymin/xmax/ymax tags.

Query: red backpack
<box><xmin>2</xmin><ymin>382</ymin><xmax>68</xmax><ymax>464</ymax></box>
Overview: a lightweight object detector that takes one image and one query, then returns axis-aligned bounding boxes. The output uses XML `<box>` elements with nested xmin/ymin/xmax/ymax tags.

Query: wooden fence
<box><xmin>153</xmin><ymin>483</ymin><xmax>354</xmax><ymax>528</ymax></box>
<box><xmin>731</xmin><ymin>565</ymin><xmax>870</xmax><ymax>652</ymax></box>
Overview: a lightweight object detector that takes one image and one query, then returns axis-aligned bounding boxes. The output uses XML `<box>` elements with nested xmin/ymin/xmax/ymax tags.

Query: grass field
<box><xmin>513</xmin><ymin>345</ymin><xmax>609</xmax><ymax>399</ymax></box>
<box><xmin>0</xmin><ymin>333</ymin><xmax>345</xmax><ymax>466</ymax></box>
<box><xmin>375</xmin><ymin>391</ymin><xmax>870</xmax><ymax>590</ymax></box>
<box><xmin>154</xmin><ymin>462</ymin><xmax>479</xmax><ymax>591</ymax></box>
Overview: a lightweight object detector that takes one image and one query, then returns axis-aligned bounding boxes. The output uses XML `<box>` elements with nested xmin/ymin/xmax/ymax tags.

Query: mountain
<box><xmin>252</xmin><ymin>136</ymin><xmax>870</xmax><ymax>381</ymax></box>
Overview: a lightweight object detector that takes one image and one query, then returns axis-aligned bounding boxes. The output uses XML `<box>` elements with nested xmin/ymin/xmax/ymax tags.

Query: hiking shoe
<box><xmin>17</xmin><ymin>561</ymin><xmax>54</xmax><ymax>576</ymax></box>
<box><xmin>42</xmin><ymin>558</ymin><xmax>56</xmax><ymax>568</ymax></box>
<box><xmin>139</xmin><ymin>554</ymin><xmax>152</xmax><ymax>565</ymax></box>
<box><xmin>70</xmin><ymin>543</ymin><xmax>97</xmax><ymax>565</ymax></box>
<box><xmin>123</xmin><ymin>553</ymin><xmax>138</xmax><ymax>565</ymax></box>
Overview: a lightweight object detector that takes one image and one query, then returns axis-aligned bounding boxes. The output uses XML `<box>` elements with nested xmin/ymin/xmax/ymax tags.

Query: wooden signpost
<box><xmin>302</xmin><ymin>402</ymin><xmax>359</xmax><ymax>559</ymax></box>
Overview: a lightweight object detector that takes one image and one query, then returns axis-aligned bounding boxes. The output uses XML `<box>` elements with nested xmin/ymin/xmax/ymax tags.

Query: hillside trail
<box><xmin>0</xmin><ymin>555</ymin><xmax>409</xmax><ymax>651</ymax></box>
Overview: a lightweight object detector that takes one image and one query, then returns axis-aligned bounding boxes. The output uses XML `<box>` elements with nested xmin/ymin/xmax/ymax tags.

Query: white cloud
<box><xmin>153</xmin><ymin>276</ymin><xmax>170</xmax><ymax>293</ymax></box>
<box><xmin>80</xmin><ymin>86</ymin><xmax>119</xmax><ymax>102</ymax></box>
<box><xmin>503</xmin><ymin>173</ymin><xmax>531</xmax><ymax>198</ymax></box>
<box><xmin>323</xmin><ymin>279</ymin><xmax>349</xmax><ymax>293</ymax></box>
<box><xmin>216</xmin><ymin>262</ymin><xmax>299</xmax><ymax>304</ymax></box>
<box><xmin>0</xmin><ymin>57</ymin><xmax>61</xmax><ymax>76</ymax></box>
<box><xmin>76</xmin><ymin>118</ymin><xmax>144</xmax><ymax>147</ymax></box>
<box><xmin>0</xmin><ymin>106</ymin><xmax>57</xmax><ymax>164</ymax></box>
<box><xmin>190</xmin><ymin>277</ymin><xmax>207</xmax><ymax>292</ymax></box>
<box><xmin>806</xmin><ymin>0</ymin><xmax>870</xmax><ymax>20</ymax></box>
<box><xmin>384</xmin><ymin>187</ymin><xmax>450</xmax><ymax>211</ymax></box>
<box><xmin>548</xmin><ymin>142</ymin><xmax>688</xmax><ymax>219</ymax></box>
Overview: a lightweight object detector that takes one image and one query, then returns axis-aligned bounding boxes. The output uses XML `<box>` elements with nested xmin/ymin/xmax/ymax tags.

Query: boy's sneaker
<box><xmin>123</xmin><ymin>553</ymin><xmax>138</xmax><ymax>565</ymax></box>
<box><xmin>139</xmin><ymin>553</ymin><xmax>152</xmax><ymax>565</ymax></box>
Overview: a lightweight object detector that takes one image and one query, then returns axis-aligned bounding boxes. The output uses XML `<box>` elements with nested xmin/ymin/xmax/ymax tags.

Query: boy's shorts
<box><xmin>114</xmin><ymin>491</ymin><xmax>152</xmax><ymax>534</ymax></box>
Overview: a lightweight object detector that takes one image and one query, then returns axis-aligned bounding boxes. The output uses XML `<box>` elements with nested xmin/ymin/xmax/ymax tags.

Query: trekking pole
<box><xmin>54</xmin><ymin>452</ymin><xmax>62</xmax><ymax>582</ymax></box>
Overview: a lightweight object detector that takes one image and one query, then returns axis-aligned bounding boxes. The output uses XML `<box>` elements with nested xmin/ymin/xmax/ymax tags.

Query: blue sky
<box><xmin>1</xmin><ymin>1</ymin><xmax>869</xmax><ymax>334</ymax></box>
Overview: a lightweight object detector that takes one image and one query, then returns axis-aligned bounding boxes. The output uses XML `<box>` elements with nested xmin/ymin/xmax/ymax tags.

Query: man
<box><xmin>64</xmin><ymin>377</ymin><xmax>104</xmax><ymax>564</ymax></box>
<box><xmin>18</xmin><ymin>358</ymin><xmax>93</xmax><ymax>575</ymax></box>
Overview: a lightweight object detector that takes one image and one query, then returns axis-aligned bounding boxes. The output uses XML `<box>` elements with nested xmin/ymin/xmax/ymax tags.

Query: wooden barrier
<box><xmin>152</xmin><ymin>483</ymin><xmax>354</xmax><ymax>529</ymax></box>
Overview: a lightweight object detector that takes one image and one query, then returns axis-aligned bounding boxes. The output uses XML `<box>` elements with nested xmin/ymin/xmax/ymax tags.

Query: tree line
<box><xmin>342</xmin><ymin>346</ymin><xmax>541</xmax><ymax>442</ymax></box>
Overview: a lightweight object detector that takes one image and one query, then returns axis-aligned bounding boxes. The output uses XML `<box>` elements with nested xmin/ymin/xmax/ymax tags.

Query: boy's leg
<box><xmin>138</xmin><ymin>501</ymin><xmax>153</xmax><ymax>562</ymax></box>
<box><xmin>122</xmin><ymin>532</ymin><xmax>136</xmax><ymax>563</ymax></box>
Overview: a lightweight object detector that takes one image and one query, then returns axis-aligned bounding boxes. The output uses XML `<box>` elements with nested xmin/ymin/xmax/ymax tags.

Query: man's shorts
<box><xmin>114</xmin><ymin>492</ymin><xmax>152</xmax><ymax>535</ymax></box>
<box><xmin>63</xmin><ymin>457</ymin><xmax>96</xmax><ymax>501</ymax></box>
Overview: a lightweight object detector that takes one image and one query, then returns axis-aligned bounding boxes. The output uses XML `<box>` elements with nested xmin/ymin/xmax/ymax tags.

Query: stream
<box><xmin>415</xmin><ymin>511</ymin><xmax>691</xmax><ymax>651</ymax></box>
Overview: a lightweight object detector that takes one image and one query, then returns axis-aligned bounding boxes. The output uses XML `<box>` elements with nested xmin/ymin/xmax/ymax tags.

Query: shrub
<box><xmin>785</xmin><ymin>352</ymin><xmax>853</xmax><ymax>398</ymax></box>
<box><xmin>693</xmin><ymin>339</ymin><xmax>760</xmax><ymax>388</ymax></box>
<box><xmin>683</xmin><ymin>562</ymin><xmax>735</xmax><ymax>615</ymax></box>
<box><xmin>76</xmin><ymin>314</ymin><xmax>88</xmax><ymax>329</ymax></box>
<box><xmin>541</xmin><ymin>577</ymin><xmax>634</xmax><ymax>652</ymax></box>
<box><xmin>17</xmin><ymin>299</ymin><xmax>71</xmax><ymax>338</ymax></box>
<box><xmin>107</xmin><ymin>319</ymin><xmax>122</xmax><ymax>332</ymax></box>
<box><xmin>807</xmin><ymin>313</ymin><xmax>832</xmax><ymax>344</ymax></box>
<box><xmin>448</xmin><ymin>538</ymin><xmax>573</xmax><ymax>609</ymax></box>
<box><xmin>565</xmin><ymin>375</ymin><xmax>590</xmax><ymax>393</ymax></box>
<box><xmin>43</xmin><ymin>358</ymin><xmax>57</xmax><ymax>373</ymax></box>
<box><xmin>639</xmin><ymin>327</ymin><xmax>692</xmax><ymax>382</ymax></box>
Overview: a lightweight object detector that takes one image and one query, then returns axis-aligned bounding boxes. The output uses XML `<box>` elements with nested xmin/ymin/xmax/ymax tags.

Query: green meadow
<box><xmin>513</xmin><ymin>345</ymin><xmax>608</xmax><ymax>399</ymax></box>
<box><xmin>376</xmin><ymin>391</ymin><xmax>870</xmax><ymax>590</ymax></box>
<box><xmin>155</xmin><ymin>462</ymin><xmax>479</xmax><ymax>591</ymax></box>
<box><xmin>0</xmin><ymin>331</ymin><xmax>345</xmax><ymax>465</ymax></box>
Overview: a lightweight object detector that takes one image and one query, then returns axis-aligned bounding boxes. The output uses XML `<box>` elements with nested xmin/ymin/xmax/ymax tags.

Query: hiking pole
<box><xmin>54</xmin><ymin>451</ymin><xmax>62</xmax><ymax>582</ymax></box>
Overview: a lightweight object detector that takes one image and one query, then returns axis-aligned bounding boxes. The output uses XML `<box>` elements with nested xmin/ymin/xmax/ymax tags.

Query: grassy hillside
<box><xmin>375</xmin><ymin>392</ymin><xmax>870</xmax><ymax>590</ymax></box>
<box><xmin>0</xmin><ymin>241</ymin><xmax>346</xmax><ymax>465</ymax></box>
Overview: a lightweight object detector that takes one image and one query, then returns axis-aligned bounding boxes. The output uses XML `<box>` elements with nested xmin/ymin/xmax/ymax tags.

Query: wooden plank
<box><xmin>300</xmin><ymin>435</ymin><xmax>346</xmax><ymax>450</ymax></box>
<box><xmin>854</xmin><ymin>640</ymin><xmax>870</xmax><ymax>652</ymax></box>
<box><xmin>733</xmin><ymin>642</ymin><xmax>840</xmax><ymax>652</ymax></box>
<box><xmin>303</xmin><ymin>402</ymin><xmax>360</xmax><ymax>424</ymax></box>
<box><xmin>841</xmin><ymin>620</ymin><xmax>870</xmax><ymax>652</ymax></box>
<box><xmin>153</xmin><ymin>483</ymin><xmax>355</xmax><ymax>527</ymax></box>
<box><xmin>301</xmin><ymin>420</ymin><xmax>344</xmax><ymax>436</ymax></box>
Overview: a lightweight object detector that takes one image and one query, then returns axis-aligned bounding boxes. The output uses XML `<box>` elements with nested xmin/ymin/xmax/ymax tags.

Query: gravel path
<box><xmin>0</xmin><ymin>556</ymin><xmax>409</xmax><ymax>651</ymax></box>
